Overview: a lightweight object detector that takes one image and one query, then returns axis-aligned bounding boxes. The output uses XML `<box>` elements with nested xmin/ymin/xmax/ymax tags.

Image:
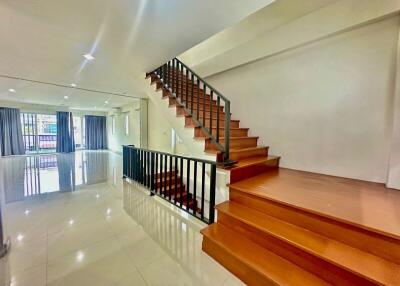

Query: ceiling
<box><xmin>0</xmin><ymin>0</ymin><xmax>273</xmax><ymax>111</ymax></box>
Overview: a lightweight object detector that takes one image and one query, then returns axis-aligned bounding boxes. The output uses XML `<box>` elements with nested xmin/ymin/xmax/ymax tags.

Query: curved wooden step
<box><xmin>201</xmin><ymin>223</ymin><xmax>331</xmax><ymax>286</ymax></box>
<box><xmin>216</xmin><ymin>201</ymin><xmax>400</xmax><ymax>286</ymax></box>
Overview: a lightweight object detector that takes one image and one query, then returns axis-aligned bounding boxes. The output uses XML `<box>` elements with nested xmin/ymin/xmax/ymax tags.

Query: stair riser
<box><xmin>185</xmin><ymin>117</ymin><xmax>240</xmax><ymax>129</ymax></box>
<box><xmin>217</xmin><ymin>212</ymin><xmax>375</xmax><ymax>286</ymax></box>
<box><xmin>205</xmin><ymin>138</ymin><xmax>258</xmax><ymax>151</ymax></box>
<box><xmin>202</xmin><ymin>237</ymin><xmax>280</xmax><ymax>286</ymax></box>
<box><xmin>229</xmin><ymin>147</ymin><xmax>268</xmax><ymax>161</ymax></box>
<box><xmin>168</xmin><ymin>97</ymin><xmax>220</xmax><ymax>110</ymax></box>
<box><xmin>229</xmin><ymin>189</ymin><xmax>400</xmax><ymax>264</ymax></box>
<box><xmin>230</xmin><ymin>158</ymin><xmax>280</xmax><ymax>183</ymax></box>
<box><xmin>155</xmin><ymin>177</ymin><xmax>181</xmax><ymax>188</ymax></box>
<box><xmin>163</xmin><ymin>89</ymin><xmax>216</xmax><ymax>103</ymax></box>
<box><xmin>168</xmin><ymin>96</ymin><xmax>217</xmax><ymax>106</ymax></box>
<box><xmin>175</xmin><ymin>105</ymin><xmax>225</xmax><ymax>115</ymax></box>
<box><xmin>176</xmin><ymin>107</ymin><xmax>227</xmax><ymax>119</ymax></box>
<box><xmin>194</xmin><ymin>128</ymin><xmax>249</xmax><ymax>138</ymax></box>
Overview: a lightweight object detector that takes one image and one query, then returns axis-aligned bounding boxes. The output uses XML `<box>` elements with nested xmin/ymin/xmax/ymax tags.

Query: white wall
<box><xmin>205</xmin><ymin>16</ymin><xmax>400</xmax><ymax>183</ymax></box>
<box><xmin>0</xmin><ymin>99</ymin><xmax>106</xmax><ymax>116</ymax></box>
<box><xmin>107</xmin><ymin>100</ymin><xmax>142</xmax><ymax>153</ymax></box>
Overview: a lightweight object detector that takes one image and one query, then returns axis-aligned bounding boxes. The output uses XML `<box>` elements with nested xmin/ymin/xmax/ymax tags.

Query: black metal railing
<box><xmin>122</xmin><ymin>145</ymin><xmax>216</xmax><ymax>224</ymax></box>
<box><xmin>150</xmin><ymin>58</ymin><xmax>232</xmax><ymax>164</ymax></box>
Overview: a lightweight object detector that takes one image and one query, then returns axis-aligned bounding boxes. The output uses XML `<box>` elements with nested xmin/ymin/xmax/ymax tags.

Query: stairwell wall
<box><xmin>203</xmin><ymin>15</ymin><xmax>400</xmax><ymax>184</ymax></box>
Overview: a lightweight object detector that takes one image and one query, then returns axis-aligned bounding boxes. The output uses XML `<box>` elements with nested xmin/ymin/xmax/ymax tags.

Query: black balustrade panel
<box><xmin>150</xmin><ymin>58</ymin><xmax>232</xmax><ymax>164</ymax></box>
<box><xmin>123</xmin><ymin>145</ymin><xmax>217</xmax><ymax>224</ymax></box>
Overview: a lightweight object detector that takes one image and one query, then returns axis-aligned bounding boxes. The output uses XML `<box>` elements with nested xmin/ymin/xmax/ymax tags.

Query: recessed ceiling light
<box><xmin>64</xmin><ymin>95</ymin><xmax>69</xmax><ymax>99</ymax></box>
<box><xmin>70</xmin><ymin>83</ymin><xmax>77</xmax><ymax>87</ymax></box>
<box><xmin>83</xmin><ymin>53</ymin><xmax>94</xmax><ymax>60</ymax></box>
<box><xmin>8</xmin><ymin>88</ymin><xmax>16</xmax><ymax>93</ymax></box>
<box><xmin>104</xmin><ymin>100</ymin><xmax>108</xmax><ymax>104</ymax></box>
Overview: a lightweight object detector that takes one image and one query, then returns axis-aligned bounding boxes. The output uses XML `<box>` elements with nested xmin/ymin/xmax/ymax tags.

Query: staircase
<box><xmin>155</xmin><ymin>171</ymin><xmax>197</xmax><ymax>211</ymax></box>
<box><xmin>147</xmin><ymin>59</ymin><xmax>400</xmax><ymax>286</ymax></box>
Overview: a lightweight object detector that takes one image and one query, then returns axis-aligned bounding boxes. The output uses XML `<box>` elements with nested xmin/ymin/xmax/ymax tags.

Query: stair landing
<box><xmin>229</xmin><ymin>168</ymin><xmax>400</xmax><ymax>240</ymax></box>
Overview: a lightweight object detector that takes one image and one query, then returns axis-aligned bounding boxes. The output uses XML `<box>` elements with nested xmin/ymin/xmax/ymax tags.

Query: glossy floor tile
<box><xmin>0</xmin><ymin>151</ymin><xmax>243</xmax><ymax>286</ymax></box>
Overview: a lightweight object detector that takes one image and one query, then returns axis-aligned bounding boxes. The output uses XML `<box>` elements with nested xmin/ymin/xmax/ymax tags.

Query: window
<box><xmin>73</xmin><ymin>116</ymin><xmax>84</xmax><ymax>149</ymax></box>
<box><xmin>21</xmin><ymin>113</ymin><xmax>57</xmax><ymax>153</ymax></box>
<box><xmin>112</xmin><ymin>116</ymin><xmax>116</xmax><ymax>135</ymax></box>
<box><xmin>124</xmin><ymin>114</ymin><xmax>129</xmax><ymax>136</ymax></box>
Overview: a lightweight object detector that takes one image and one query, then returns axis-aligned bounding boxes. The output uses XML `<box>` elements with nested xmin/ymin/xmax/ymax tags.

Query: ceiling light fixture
<box><xmin>70</xmin><ymin>83</ymin><xmax>77</xmax><ymax>87</ymax></box>
<box><xmin>104</xmin><ymin>100</ymin><xmax>108</xmax><ymax>104</ymax></box>
<box><xmin>8</xmin><ymin>88</ymin><xmax>16</xmax><ymax>93</ymax></box>
<box><xmin>83</xmin><ymin>53</ymin><xmax>95</xmax><ymax>61</ymax></box>
<box><xmin>64</xmin><ymin>95</ymin><xmax>69</xmax><ymax>99</ymax></box>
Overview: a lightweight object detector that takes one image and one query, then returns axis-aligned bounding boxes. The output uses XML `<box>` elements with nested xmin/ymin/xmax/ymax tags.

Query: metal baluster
<box><xmin>210</xmin><ymin>90</ymin><xmax>213</xmax><ymax>136</ymax></box>
<box><xmin>186</xmin><ymin>68</ymin><xmax>189</xmax><ymax>108</ymax></box>
<box><xmin>209</xmin><ymin>164</ymin><xmax>216</xmax><ymax>223</ymax></box>
<box><xmin>196</xmin><ymin>79</ymin><xmax>200</xmax><ymax>120</ymax></box>
<box><xmin>186</xmin><ymin>160</ymin><xmax>191</xmax><ymax>210</ymax></box>
<box><xmin>177</xmin><ymin>63</ymin><xmax>180</xmax><ymax>100</ymax></box>
<box><xmin>180</xmin><ymin>64</ymin><xmax>183</xmax><ymax>101</ymax></box>
<box><xmin>216</xmin><ymin>97</ymin><xmax>220</xmax><ymax>142</ymax></box>
<box><xmin>169</xmin><ymin>156</ymin><xmax>172</xmax><ymax>201</ymax></box>
<box><xmin>172</xmin><ymin>59</ymin><xmax>175</xmax><ymax>95</ymax></box>
<box><xmin>191</xmin><ymin>74</ymin><xmax>194</xmax><ymax>112</ymax></box>
<box><xmin>164</xmin><ymin>154</ymin><xmax>167</xmax><ymax>197</ymax></box>
<box><xmin>166</xmin><ymin>61</ymin><xmax>170</xmax><ymax>88</ymax></box>
<box><xmin>159</xmin><ymin>154</ymin><xmax>163</xmax><ymax>194</ymax></box>
<box><xmin>174</xmin><ymin>157</ymin><xmax>178</xmax><ymax>203</ymax></box>
<box><xmin>200</xmin><ymin>162</ymin><xmax>205</xmax><ymax>220</ymax></box>
<box><xmin>180</xmin><ymin>157</ymin><xmax>184</xmax><ymax>207</ymax></box>
<box><xmin>193</xmin><ymin>161</ymin><xmax>197</xmax><ymax>215</ymax></box>
<box><xmin>150</xmin><ymin>153</ymin><xmax>154</xmax><ymax>191</ymax></box>
<box><xmin>203</xmin><ymin>84</ymin><xmax>206</xmax><ymax>127</ymax></box>
<box><xmin>224</xmin><ymin>101</ymin><xmax>231</xmax><ymax>162</ymax></box>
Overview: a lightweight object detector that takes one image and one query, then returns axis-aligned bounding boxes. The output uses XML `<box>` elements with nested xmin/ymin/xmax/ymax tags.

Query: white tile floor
<box><xmin>0</xmin><ymin>151</ymin><xmax>244</xmax><ymax>286</ymax></box>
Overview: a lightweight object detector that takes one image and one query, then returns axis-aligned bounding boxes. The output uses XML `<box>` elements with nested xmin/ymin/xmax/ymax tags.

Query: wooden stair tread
<box><xmin>206</xmin><ymin>146</ymin><xmax>268</xmax><ymax>154</ymax></box>
<box><xmin>184</xmin><ymin>115</ymin><xmax>239</xmax><ymax>122</ymax></box>
<box><xmin>195</xmin><ymin>136</ymin><xmax>258</xmax><ymax>141</ymax></box>
<box><xmin>233</xmin><ymin>155</ymin><xmax>280</xmax><ymax>168</ymax></box>
<box><xmin>229</xmin><ymin>168</ymin><xmax>400</xmax><ymax>240</ymax></box>
<box><xmin>201</xmin><ymin>223</ymin><xmax>330</xmax><ymax>286</ymax></box>
<box><xmin>216</xmin><ymin>201</ymin><xmax>400</xmax><ymax>286</ymax></box>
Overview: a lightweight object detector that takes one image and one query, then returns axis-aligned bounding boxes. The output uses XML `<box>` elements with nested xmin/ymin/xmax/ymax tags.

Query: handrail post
<box><xmin>209</xmin><ymin>164</ymin><xmax>216</xmax><ymax>223</ymax></box>
<box><xmin>224</xmin><ymin>101</ymin><xmax>230</xmax><ymax>162</ymax></box>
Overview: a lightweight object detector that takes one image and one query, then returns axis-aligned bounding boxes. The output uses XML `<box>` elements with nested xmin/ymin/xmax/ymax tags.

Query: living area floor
<box><xmin>0</xmin><ymin>150</ymin><xmax>242</xmax><ymax>286</ymax></box>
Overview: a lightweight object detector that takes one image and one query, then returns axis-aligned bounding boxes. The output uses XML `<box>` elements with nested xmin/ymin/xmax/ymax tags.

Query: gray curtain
<box><xmin>57</xmin><ymin>153</ymin><xmax>76</xmax><ymax>192</ymax></box>
<box><xmin>0</xmin><ymin>107</ymin><xmax>25</xmax><ymax>156</ymax></box>
<box><xmin>85</xmin><ymin>115</ymin><xmax>107</xmax><ymax>150</ymax></box>
<box><xmin>56</xmin><ymin>112</ymin><xmax>75</xmax><ymax>153</ymax></box>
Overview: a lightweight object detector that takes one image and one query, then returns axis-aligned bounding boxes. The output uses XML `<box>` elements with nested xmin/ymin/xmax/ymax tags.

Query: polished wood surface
<box><xmin>150</xmin><ymin>72</ymin><xmax>278</xmax><ymax>172</ymax></box>
<box><xmin>149</xmin><ymin>70</ymin><xmax>400</xmax><ymax>285</ymax></box>
<box><xmin>229</xmin><ymin>168</ymin><xmax>400</xmax><ymax>240</ymax></box>
<box><xmin>216</xmin><ymin>201</ymin><xmax>400</xmax><ymax>285</ymax></box>
<box><xmin>201</xmin><ymin>224</ymin><xmax>331</xmax><ymax>286</ymax></box>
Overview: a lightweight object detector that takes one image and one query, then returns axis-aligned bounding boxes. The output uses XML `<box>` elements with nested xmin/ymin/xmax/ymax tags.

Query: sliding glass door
<box><xmin>20</xmin><ymin>113</ymin><xmax>85</xmax><ymax>154</ymax></box>
<box><xmin>21</xmin><ymin>113</ymin><xmax>57</xmax><ymax>154</ymax></box>
<box><xmin>73</xmin><ymin>116</ymin><xmax>85</xmax><ymax>149</ymax></box>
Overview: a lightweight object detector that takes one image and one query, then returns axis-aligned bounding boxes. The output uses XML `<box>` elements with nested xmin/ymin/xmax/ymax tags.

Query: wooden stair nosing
<box><xmin>228</xmin><ymin>186</ymin><xmax>400</xmax><ymax>265</ymax></box>
<box><xmin>201</xmin><ymin>223</ymin><xmax>331</xmax><ymax>286</ymax></box>
<box><xmin>216</xmin><ymin>201</ymin><xmax>400</xmax><ymax>286</ymax></box>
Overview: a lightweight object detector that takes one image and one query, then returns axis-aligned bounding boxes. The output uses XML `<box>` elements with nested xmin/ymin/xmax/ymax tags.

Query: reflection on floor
<box><xmin>0</xmin><ymin>151</ymin><xmax>241</xmax><ymax>286</ymax></box>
